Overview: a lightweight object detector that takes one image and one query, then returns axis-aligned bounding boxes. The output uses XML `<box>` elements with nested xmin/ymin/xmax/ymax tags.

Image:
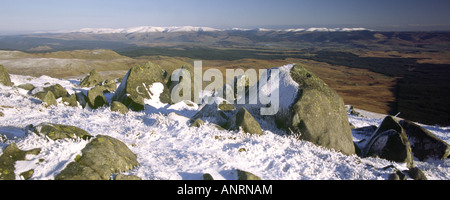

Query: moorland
<box><xmin>1</xmin><ymin>29</ymin><xmax>449</xmax><ymax>125</ymax></box>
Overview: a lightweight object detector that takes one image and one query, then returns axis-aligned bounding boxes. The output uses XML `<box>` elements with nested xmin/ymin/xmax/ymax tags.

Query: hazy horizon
<box><xmin>1</xmin><ymin>0</ymin><xmax>450</xmax><ymax>34</ymax></box>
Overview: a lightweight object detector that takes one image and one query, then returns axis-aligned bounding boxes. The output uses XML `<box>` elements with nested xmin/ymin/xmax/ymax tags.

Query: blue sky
<box><xmin>1</xmin><ymin>0</ymin><xmax>450</xmax><ymax>32</ymax></box>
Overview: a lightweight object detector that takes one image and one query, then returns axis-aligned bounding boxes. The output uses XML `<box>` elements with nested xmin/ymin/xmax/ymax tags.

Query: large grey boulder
<box><xmin>226</xmin><ymin>107</ymin><xmax>263</xmax><ymax>135</ymax></box>
<box><xmin>55</xmin><ymin>135</ymin><xmax>139</xmax><ymax>180</ymax></box>
<box><xmin>363</xmin><ymin>116</ymin><xmax>414</xmax><ymax>168</ymax></box>
<box><xmin>0</xmin><ymin>64</ymin><xmax>13</xmax><ymax>87</ymax></box>
<box><xmin>112</xmin><ymin>62</ymin><xmax>171</xmax><ymax>111</ymax></box>
<box><xmin>271</xmin><ymin>65</ymin><xmax>355</xmax><ymax>155</ymax></box>
<box><xmin>28</xmin><ymin>123</ymin><xmax>92</xmax><ymax>141</ymax></box>
<box><xmin>399</xmin><ymin>120</ymin><xmax>450</xmax><ymax>161</ymax></box>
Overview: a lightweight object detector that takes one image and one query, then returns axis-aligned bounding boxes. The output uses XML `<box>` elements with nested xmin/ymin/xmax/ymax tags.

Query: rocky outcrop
<box><xmin>55</xmin><ymin>135</ymin><xmax>139</xmax><ymax>180</ymax></box>
<box><xmin>112</xmin><ymin>62</ymin><xmax>171</xmax><ymax>111</ymax></box>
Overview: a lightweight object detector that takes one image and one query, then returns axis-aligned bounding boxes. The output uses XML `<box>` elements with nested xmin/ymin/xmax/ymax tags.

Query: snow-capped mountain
<box><xmin>71</xmin><ymin>26</ymin><xmax>370</xmax><ymax>34</ymax></box>
<box><xmin>76</xmin><ymin>26</ymin><xmax>221</xmax><ymax>34</ymax></box>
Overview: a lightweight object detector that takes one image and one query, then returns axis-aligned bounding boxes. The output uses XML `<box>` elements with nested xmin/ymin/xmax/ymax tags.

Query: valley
<box><xmin>0</xmin><ymin>29</ymin><xmax>449</xmax><ymax>126</ymax></box>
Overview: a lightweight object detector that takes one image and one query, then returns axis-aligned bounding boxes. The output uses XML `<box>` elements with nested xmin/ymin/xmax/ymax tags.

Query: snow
<box><xmin>1</xmin><ymin>74</ymin><xmax>449</xmax><ymax>180</ymax></box>
<box><xmin>68</xmin><ymin>26</ymin><xmax>370</xmax><ymax>34</ymax></box>
<box><xmin>76</xmin><ymin>26</ymin><xmax>221</xmax><ymax>34</ymax></box>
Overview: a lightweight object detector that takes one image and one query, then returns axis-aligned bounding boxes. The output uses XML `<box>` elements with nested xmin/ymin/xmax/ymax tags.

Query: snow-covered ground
<box><xmin>1</xmin><ymin>74</ymin><xmax>449</xmax><ymax>180</ymax></box>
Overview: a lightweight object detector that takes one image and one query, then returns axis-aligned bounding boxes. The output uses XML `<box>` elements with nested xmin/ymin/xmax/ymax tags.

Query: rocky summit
<box><xmin>0</xmin><ymin>63</ymin><xmax>449</xmax><ymax>180</ymax></box>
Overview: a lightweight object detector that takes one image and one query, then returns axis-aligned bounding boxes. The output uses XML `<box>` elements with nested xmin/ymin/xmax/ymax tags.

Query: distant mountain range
<box><xmin>38</xmin><ymin>26</ymin><xmax>371</xmax><ymax>34</ymax></box>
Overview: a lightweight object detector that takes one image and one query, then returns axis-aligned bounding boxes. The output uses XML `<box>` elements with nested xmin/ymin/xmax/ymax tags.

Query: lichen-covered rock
<box><xmin>55</xmin><ymin>161</ymin><xmax>101</xmax><ymax>180</ymax></box>
<box><xmin>190</xmin><ymin>118</ymin><xmax>205</xmax><ymax>127</ymax></box>
<box><xmin>100</xmin><ymin>79</ymin><xmax>117</xmax><ymax>93</ymax></box>
<box><xmin>237</xmin><ymin>169</ymin><xmax>262</xmax><ymax>180</ymax></box>
<box><xmin>0</xmin><ymin>143</ymin><xmax>41</xmax><ymax>180</ymax></box>
<box><xmin>80</xmin><ymin>69</ymin><xmax>102</xmax><ymax>87</ymax></box>
<box><xmin>29</xmin><ymin>123</ymin><xmax>92</xmax><ymax>141</ymax></box>
<box><xmin>226</xmin><ymin>107</ymin><xmax>263</xmax><ymax>135</ymax></box>
<box><xmin>0</xmin><ymin>65</ymin><xmax>13</xmax><ymax>87</ymax></box>
<box><xmin>110</xmin><ymin>101</ymin><xmax>128</xmax><ymax>114</ymax></box>
<box><xmin>34</xmin><ymin>91</ymin><xmax>57</xmax><ymax>107</ymax></box>
<box><xmin>112</xmin><ymin>62</ymin><xmax>171</xmax><ymax>111</ymax></box>
<box><xmin>191</xmin><ymin>98</ymin><xmax>235</xmax><ymax>127</ymax></box>
<box><xmin>62</xmin><ymin>94</ymin><xmax>78</xmax><ymax>107</ymax></box>
<box><xmin>55</xmin><ymin>135</ymin><xmax>139</xmax><ymax>180</ymax></box>
<box><xmin>281</xmin><ymin>65</ymin><xmax>355</xmax><ymax>155</ymax></box>
<box><xmin>114</xmin><ymin>174</ymin><xmax>142</xmax><ymax>180</ymax></box>
<box><xmin>17</xmin><ymin>83</ymin><xmax>35</xmax><ymax>91</ymax></box>
<box><xmin>43</xmin><ymin>84</ymin><xmax>69</xmax><ymax>99</ymax></box>
<box><xmin>87</xmin><ymin>86</ymin><xmax>107</xmax><ymax>109</ymax></box>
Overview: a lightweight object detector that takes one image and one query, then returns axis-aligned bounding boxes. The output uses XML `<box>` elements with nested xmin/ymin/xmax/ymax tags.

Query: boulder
<box><xmin>112</xmin><ymin>62</ymin><xmax>171</xmax><ymax>111</ymax></box>
<box><xmin>190</xmin><ymin>118</ymin><xmax>205</xmax><ymax>127</ymax></box>
<box><xmin>0</xmin><ymin>64</ymin><xmax>13</xmax><ymax>86</ymax></box>
<box><xmin>363</xmin><ymin>116</ymin><xmax>414</xmax><ymax>168</ymax></box>
<box><xmin>43</xmin><ymin>84</ymin><xmax>69</xmax><ymax>99</ymax></box>
<box><xmin>399</xmin><ymin>120</ymin><xmax>450</xmax><ymax>161</ymax></box>
<box><xmin>237</xmin><ymin>169</ymin><xmax>262</xmax><ymax>180</ymax></box>
<box><xmin>28</xmin><ymin>123</ymin><xmax>92</xmax><ymax>141</ymax></box>
<box><xmin>281</xmin><ymin>65</ymin><xmax>355</xmax><ymax>155</ymax></box>
<box><xmin>17</xmin><ymin>83</ymin><xmax>35</xmax><ymax>91</ymax></box>
<box><xmin>0</xmin><ymin>143</ymin><xmax>41</xmax><ymax>180</ymax></box>
<box><xmin>87</xmin><ymin>86</ymin><xmax>107</xmax><ymax>109</ymax></box>
<box><xmin>226</xmin><ymin>107</ymin><xmax>263</xmax><ymax>135</ymax></box>
<box><xmin>75</xmin><ymin>92</ymin><xmax>88</xmax><ymax>108</ymax></box>
<box><xmin>406</xmin><ymin>167</ymin><xmax>427</xmax><ymax>180</ymax></box>
<box><xmin>100</xmin><ymin>79</ymin><xmax>117</xmax><ymax>93</ymax></box>
<box><xmin>55</xmin><ymin>161</ymin><xmax>101</xmax><ymax>180</ymax></box>
<box><xmin>114</xmin><ymin>174</ymin><xmax>142</xmax><ymax>180</ymax></box>
<box><xmin>202</xmin><ymin>173</ymin><xmax>214</xmax><ymax>180</ymax></box>
<box><xmin>62</xmin><ymin>94</ymin><xmax>78</xmax><ymax>107</ymax></box>
<box><xmin>167</xmin><ymin>65</ymin><xmax>192</xmax><ymax>100</ymax></box>
<box><xmin>191</xmin><ymin>98</ymin><xmax>235</xmax><ymax>127</ymax></box>
<box><xmin>80</xmin><ymin>69</ymin><xmax>102</xmax><ymax>87</ymax></box>
<box><xmin>34</xmin><ymin>91</ymin><xmax>57</xmax><ymax>107</ymax></box>
<box><xmin>110</xmin><ymin>101</ymin><xmax>129</xmax><ymax>114</ymax></box>
<box><xmin>55</xmin><ymin>135</ymin><xmax>139</xmax><ymax>180</ymax></box>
